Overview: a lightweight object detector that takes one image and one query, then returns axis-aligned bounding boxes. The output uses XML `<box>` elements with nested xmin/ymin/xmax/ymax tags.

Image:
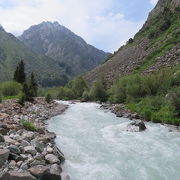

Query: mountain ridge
<box><xmin>19</xmin><ymin>21</ymin><xmax>109</xmax><ymax>77</ymax></box>
<box><xmin>84</xmin><ymin>0</ymin><xmax>180</xmax><ymax>86</ymax></box>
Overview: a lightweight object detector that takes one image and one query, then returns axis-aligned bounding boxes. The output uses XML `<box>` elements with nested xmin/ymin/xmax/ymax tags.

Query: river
<box><xmin>47</xmin><ymin>101</ymin><xmax>180</xmax><ymax>180</ymax></box>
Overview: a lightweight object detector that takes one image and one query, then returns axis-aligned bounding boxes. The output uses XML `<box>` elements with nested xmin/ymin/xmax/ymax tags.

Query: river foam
<box><xmin>48</xmin><ymin>101</ymin><xmax>180</xmax><ymax>180</ymax></box>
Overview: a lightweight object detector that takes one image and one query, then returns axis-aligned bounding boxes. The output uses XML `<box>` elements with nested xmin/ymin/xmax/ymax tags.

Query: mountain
<box><xmin>0</xmin><ymin>26</ymin><xmax>70</xmax><ymax>87</ymax></box>
<box><xmin>19</xmin><ymin>21</ymin><xmax>108</xmax><ymax>77</ymax></box>
<box><xmin>84</xmin><ymin>0</ymin><xmax>180</xmax><ymax>85</ymax></box>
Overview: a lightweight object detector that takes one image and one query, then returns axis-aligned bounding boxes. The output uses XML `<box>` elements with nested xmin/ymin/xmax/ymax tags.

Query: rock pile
<box><xmin>101</xmin><ymin>103</ymin><xmax>140</xmax><ymax>120</ymax></box>
<box><xmin>0</xmin><ymin>98</ymin><xmax>69</xmax><ymax>180</ymax></box>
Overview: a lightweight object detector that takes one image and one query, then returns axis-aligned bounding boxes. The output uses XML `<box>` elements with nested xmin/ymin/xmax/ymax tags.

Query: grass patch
<box><xmin>20</xmin><ymin>119</ymin><xmax>37</xmax><ymax>131</ymax></box>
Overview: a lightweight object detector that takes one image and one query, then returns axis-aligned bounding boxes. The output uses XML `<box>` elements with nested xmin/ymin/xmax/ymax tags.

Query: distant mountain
<box><xmin>0</xmin><ymin>26</ymin><xmax>70</xmax><ymax>87</ymax></box>
<box><xmin>19</xmin><ymin>21</ymin><xmax>108</xmax><ymax>77</ymax></box>
<box><xmin>84</xmin><ymin>0</ymin><xmax>180</xmax><ymax>85</ymax></box>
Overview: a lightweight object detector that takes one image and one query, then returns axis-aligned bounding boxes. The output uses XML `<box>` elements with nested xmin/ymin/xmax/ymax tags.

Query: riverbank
<box><xmin>0</xmin><ymin>98</ymin><xmax>69</xmax><ymax>180</ymax></box>
<box><xmin>100</xmin><ymin>102</ymin><xmax>180</xmax><ymax>131</ymax></box>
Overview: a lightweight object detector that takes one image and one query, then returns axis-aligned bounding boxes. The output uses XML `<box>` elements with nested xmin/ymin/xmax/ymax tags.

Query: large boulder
<box><xmin>127</xmin><ymin>121</ymin><xmax>146</xmax><ymax>132</ymax></box>
<box><xmin>8</xmin><ymin>145</ymin><xmax>21</xmax><ymax>155</ymax></box>
<box><xmin>53</xmin><ymin>147</ymin><xmax>65</xmax><ymax>163</ymax></box>
<box><xmin>45</xmin><ymin>154</ymin><xmax>60</xmax><ymax>164</ymax></box>
<box><xmin>1</xmin><ymin>171</ymin><xmax>37</xmax><ymax>180</ymax></box>
<box><xmin>31</xmin><ymin>140</ymin><xmax>46</xmax><ymax>153</ymax></box>
<box><xmin>0</xmin><ymin>149</ymin><xmax>10</xmax><ymax>167</ymax></box>
<box><xmin>24</xmin><ymin>146</ymin><xmax>37</xmax><ymax>156</ymax></box>
<box><xmin>29</xmin><ymin>165</ymin><xmax>50</xmax><ymax>178</ymax></box>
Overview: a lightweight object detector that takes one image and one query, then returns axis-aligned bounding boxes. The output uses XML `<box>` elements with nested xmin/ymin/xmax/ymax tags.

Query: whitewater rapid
<box><xmin>47</xmin><ymin>101</ymin><xmax>180</xmax><ymax>180</ymax></box>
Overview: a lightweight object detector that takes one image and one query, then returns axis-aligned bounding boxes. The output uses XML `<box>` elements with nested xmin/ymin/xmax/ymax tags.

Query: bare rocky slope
<box><xmin>19</xmin><ymin>22</ymin><xmax>108</xmax><ymax>80</ymax></box>
<box><xmin>84</xmin><ymin>0</ymin><xmax>180</xmax><ymax>86</ymax></box>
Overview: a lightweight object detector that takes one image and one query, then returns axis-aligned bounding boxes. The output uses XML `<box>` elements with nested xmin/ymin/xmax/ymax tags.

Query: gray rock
<box><xmin>45</xmin><ymin>154</ymin><xmax>60</xmax><ymax>164</ymax></box>
<box><xmin>30</xmin><ymin>160</ymin><xmax>46</xmax><ymax>167</ymax></box>
<box><xmin>31</xmin><ymin>140</ymin><xmax>46</xmax><ymax>153</ymax></box>
<box><xmin>8</xmin><ymin>145</ymin><xmax>21</xmax><ymax>154</ymax></box>
<box><xmin>1</xmin><ymin>171</ymin><xmax>37</xmax><ymax>180</ymax></box>
<box><xmin>34</xmin><ymin>153</ymin><xmax>44</xmax><ymax>161</ymax></box>
<box><xmin>20</xmin><ymin>162</ymin><xmax>29</xmax><ymax>170</ymax></box>
<box><xmin>47</xmin><ymin>145</ymin><xmax>53</xmax><ymax>153</ymax></box>
<box><xmin>0</xmin><ymin>149</ymin><xmax>10</xmax><ymax>167</ymax></box>
<box><xmin>21</xmin><ymin>140</ymin><xmax>31</xmax><ymax>147</ymax></box>
<box><xmin>29</xmin><ymin>165</ymin><xmax>50</xmax><ymax>178</ymax></box>
<box><xmin>23</xmin><ymin>132</ymin><xmax>34</xmax><ymax>141</ymax></box>
<box><xmin>4</xmin><ymin>136</ymin><xmax>17</xmax><ymax>144</ymax></box>
<box><xmin>53</xmin><ymin>147</ymin><xmax>65</xmax><ymax>163</ymax></box>
<box><xmin>127</xmin><ymin>121</ymin><xmax>147</xmax><ymax>132</ymax></box>
<box><xmin>24</xmin><ymin>146</ymin><xmax>37</xmax><ymax>156</ymax></box>
<box><xmin>50</xmin><ymin>164</ymin><xmax>62</xmax><ymax>175</ymax></box>
<box><xmin>0</xmin><ymin>134</ymin><xmax>5</xmax><ymax>142</ymax></box>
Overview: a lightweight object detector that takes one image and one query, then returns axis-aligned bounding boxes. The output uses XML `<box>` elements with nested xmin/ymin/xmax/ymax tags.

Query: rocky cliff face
<box><xmin>84</xmin><ymin>0</ymin><xmax>180</xmax><ymax>85</ymax></box>
<box><xmin>19</xmin><ymin>21</ymin><xmax>108</xmax><ymax>77</ymax></box>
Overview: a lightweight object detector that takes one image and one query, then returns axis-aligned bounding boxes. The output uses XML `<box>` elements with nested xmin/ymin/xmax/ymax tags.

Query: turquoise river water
<box><xmin>47</xmin><ymin>101</ymin><xmax>180</xmax><ymax>180</ymax></box>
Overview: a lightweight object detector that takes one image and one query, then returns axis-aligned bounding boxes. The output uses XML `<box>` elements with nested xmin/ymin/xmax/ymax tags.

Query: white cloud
<box><xmin>0</xmin><ymin>0</ymin><xmax>144</xmax><ymax>52</ymax></box>
<box><xmin>150</xmin><ymin>0</ymin><xmax>158</xmax><ymax>6</ymax></box>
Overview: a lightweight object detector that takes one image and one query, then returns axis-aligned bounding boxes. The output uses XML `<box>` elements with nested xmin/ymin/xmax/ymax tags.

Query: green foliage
<box><xmin>90</xmin><ymin>80</ymin><xmax>108</xmax><ymax>102</ymax></box>
<box><xmin>128</xmin><ymin>38</ymin><xmax>134</xmax><ymax>44</ymax></box>
<box><xmin>167</xmin><ymin>87</ymin><xmax>180</xmax><ymax>116</ymax></box>
<box><xmin>45</xmin><ymin>94</ymin><xmax>52</xmax><ymax>103</ymax></box>
<box><xmin>67</xmin><ymin>76</ymin><xmax>88</xmax><ymax>98</ymax></box>
<box><xmin>81</xmin><ymin>90</ymin><xmax>90</xmax><ymax>102</ymax></box>
<box><xmin>0</xmin><ymin>93</ymin><xmax>2</xmax><ymax>103</ymax></box>
<box><xmin>18</xmin><ymin>93</ymin><xmax>26</xmax><ymax>106</ymax></box>
<box><xmin>20</xmin><ymin>119</ymin><xmax>37</xmax><ymax>131</ymax></box>
<box><xmin>110</xmin><ymin>66</ymin><xmax>180</xmax><ymax>125</ymax></box>
<box><xmin>22</xmin><ymin>82</ymin><xmax>33</xmax><ymax>102</ymax></box>
<box><xmin>109</xmin><ymin>70</ymin><xmax>173</xmax><ymax>103</ymax></box>
<box><xmin>0</xmin><ymin>81</ymin><xmax>22</xmax><ymax>96</ymax></box>
<box><xmin>14</xmin><ymin>60</ymin><xmax>26</xmax><ymax>84</ymax></box>
<box><xmin>29</xmin><ymin>72</ymin><xmax>38</xmax><ymax>97</ymax></box>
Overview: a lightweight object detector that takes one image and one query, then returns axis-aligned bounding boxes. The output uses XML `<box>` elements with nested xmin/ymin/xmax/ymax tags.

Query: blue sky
<box><xmin>0</xmin><ymin>0</ymin><xmax>158</xmax><ymax>52</ymax></box>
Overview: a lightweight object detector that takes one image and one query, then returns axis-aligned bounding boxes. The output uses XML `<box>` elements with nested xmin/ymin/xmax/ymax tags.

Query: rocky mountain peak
<box><xmin>148</xmin><ymin>0</ymin><xmax>180</xmax><ymax>19</ymax></box>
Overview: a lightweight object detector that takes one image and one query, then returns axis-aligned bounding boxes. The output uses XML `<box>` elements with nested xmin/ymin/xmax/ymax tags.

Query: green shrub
<box><xmin>45</xmin><ymin>94</ymin><xmax>52</xmax><ymax>103</ymax></box>
<box><xmin>18</xmin><ymin>93</ymin><xmax>26</xmax><ymax>106</ymax></box>
<box><xmin>172</xmin><ymin>70</ymin><xmax>180</xmax><ymax>86</ymax></box>
<box><xmin>167</xmin><ymin>87</ymin><xmax>180</xmax><ymax>116</ymax></box>
<box><xmin>0</xmin><ymin>81</ymin><xmax>22</xmax><ymax>96</ymax></box>
<box><xmin>21</xmin><ymin>119</ymin><xmax>37</xmax><ymax>131</ymax></box>
<box><xmin>151</xmin><ymin>105</ymin><xmax>175</xmax><ymax>124</ymax></box>
<box><xmin>90</xmin><ymin>80</ymin><xmax>108</xmax><ymax>102</ymax></box>
<box><xmin>81</xmin><ymin>90</ymin><xmax>90</xmax><ymax>102</ymax></box>
<box><xmin>0</xmin><ymin>94</ymin><xmax>2</xmax><ymax>103</ymax></box>
<box><xmin>66</xmin><ymin>76</ymin><xmax>87</xmax><ymax>98</ymax></box>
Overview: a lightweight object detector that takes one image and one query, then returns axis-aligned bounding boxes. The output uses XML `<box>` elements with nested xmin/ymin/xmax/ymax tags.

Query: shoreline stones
<box><xmin>0</xmin><ymin>98</ymin><xmax>69</xmax><ymax>179</ymax></box>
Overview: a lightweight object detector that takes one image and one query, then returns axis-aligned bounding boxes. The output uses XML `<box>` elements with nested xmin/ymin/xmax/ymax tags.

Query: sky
<box><xmin>0</xmin><ymin>0</ymin><xmax>158</xmax><ymax>52</ymax></box>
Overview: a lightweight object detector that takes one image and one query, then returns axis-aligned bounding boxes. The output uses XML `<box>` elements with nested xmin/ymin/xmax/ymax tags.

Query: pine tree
<box><xmin>14</xmin><ymin>60</ymin><xmax>26</xmax><ymax>84</ymax></box>
<box><xmin>29</xmin><ymin>72</ymin><xmax>38</xmax><ymax>97</ymax></box>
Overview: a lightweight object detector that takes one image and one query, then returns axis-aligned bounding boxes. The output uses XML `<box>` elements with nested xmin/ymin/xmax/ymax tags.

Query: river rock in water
<box><xmin>127</xmin><ymin>121</ymin><xmax>146</xmax><ymax>132</ymax></box>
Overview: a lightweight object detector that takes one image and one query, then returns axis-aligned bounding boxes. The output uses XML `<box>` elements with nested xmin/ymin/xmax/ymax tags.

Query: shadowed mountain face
<box><xmin>84</xmin><ymin>0</ymin><xmax>180</xmax><ymax>86</ymax></box>
<box><xmin>19</xmin><ymin>21</ymin><xmax>108</xmax><ymax>77</ymax></box>
<box><xmin>0</xmin><ymin>27</ymin><xmax>70</xmax><ymax>87</ymax></box>
<box><xmin>0</xmin><ymin>22</ymin><xmax>108</xmax><ymax>87</ymax></box>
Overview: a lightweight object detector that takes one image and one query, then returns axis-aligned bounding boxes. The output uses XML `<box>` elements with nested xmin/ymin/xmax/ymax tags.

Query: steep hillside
<box><xmin>84</xmin><ymin>0</ymin><xmax>180</xmax><ymax>85</ymax></box>
<box><xmin>19</xmin><ymin>21</ymin><xmax>108</xmax><ymax>77</ymax></box>
<box><xmin>0</xmin><ymin>27</ymin><xmax>69</xmax><ymax>87</ymax></box>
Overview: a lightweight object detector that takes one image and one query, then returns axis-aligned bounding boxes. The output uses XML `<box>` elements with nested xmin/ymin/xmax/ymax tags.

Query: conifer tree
<box><xmin>14</xmin><ymin>60</ymin><xmax>26</xmax><ymax>84</ymax></box>
<box><xmin>29</xmin><ymin>72</ymin><xmax>38</xmax><ymax>97</ymax></box>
